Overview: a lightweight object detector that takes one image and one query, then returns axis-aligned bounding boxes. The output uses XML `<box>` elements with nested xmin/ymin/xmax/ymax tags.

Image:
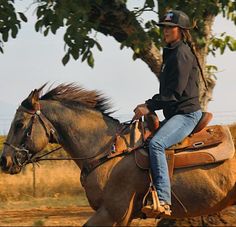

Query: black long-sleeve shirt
<box><xmin>146</xmin><ymin>40</ymin><xmax>201</xmax><ymax>119</ymax></box>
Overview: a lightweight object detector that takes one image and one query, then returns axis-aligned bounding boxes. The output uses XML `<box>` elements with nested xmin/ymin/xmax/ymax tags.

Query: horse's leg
<box><xmin>115</xmin><ymin>193</ymin><xmax>136</xmax><ymax>226</ymax></box>
<box><xmin>84</xmin><ymin>192</ymin><xmax>135</xmax><ymax>226</ymax></box>
<box><xmin>83</xmin><ymin>206</ymin><xmax>116</xmax><ymax>227</ymax></box>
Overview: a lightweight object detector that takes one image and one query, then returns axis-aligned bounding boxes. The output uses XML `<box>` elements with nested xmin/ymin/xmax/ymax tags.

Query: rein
<box><xmin>5</xmin><ymin>105</ymin><xmax>137</xmax><ymax>168</ymax></box>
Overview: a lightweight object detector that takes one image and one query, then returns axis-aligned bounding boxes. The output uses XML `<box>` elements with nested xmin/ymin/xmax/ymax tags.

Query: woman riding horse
<box><xmin>133</xmin><ymin>10</ymin><xmax>203</xmax><ymax>216</ymax></box>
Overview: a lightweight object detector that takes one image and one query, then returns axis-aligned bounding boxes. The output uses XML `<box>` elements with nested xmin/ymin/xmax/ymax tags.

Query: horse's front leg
<box><xmin>83</xmin><ymin>201</ymin><xmax>134</xmax><ymax>227</ymax></box>
<box><xmin>83</xmin><ymin>206</ymin><xmax>116</xmax><ymax>227</ymax></box>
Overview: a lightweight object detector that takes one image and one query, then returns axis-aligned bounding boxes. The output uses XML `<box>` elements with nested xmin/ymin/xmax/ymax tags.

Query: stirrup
<box><xmin>142</xmin><ymin>203</ymin><xmax>171</xmax><ymax>218</ymax></box>
<box><xmin>142</xmin><ymin>182</ymin><xmax>171</xmax><ymax>218</ymax></box>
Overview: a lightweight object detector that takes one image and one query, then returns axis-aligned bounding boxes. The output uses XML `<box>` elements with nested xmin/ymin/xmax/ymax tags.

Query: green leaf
<box><xmin>35</xmin><ymin>20</ymin><xmax>42</xmax><ymax>32</ymax></box>
<box><xmin>220</xmin><ymin>43</ymin><xmax>226</xmax><ymax>54</ymax></box>
<box><xmin>87</xmin><ymin>53</ymin><xmax>94</xmax><ymax>68</ymax></box>
<box><xmin>82</xmin><ymin>50</ymin><xmax>89</xmax><ymax>62</ymax></box>
<box><xmin>11</xmin><ymin>25</ymin><xmax>18</xmax><ymax>38</ymax></box>
<box><xmin>134</xmin><ymin>47</ymin><xmax>140</xmax><ymax>54</ymax></box>
<box><xmin>95</xmin><ymin>41</ymin><xmax>102</xmax><ymax>51</ymax></box>
<box><xmin>232</xmin><ymin>40</ymin><xmax>236</xmax><ymax>50</ymax></box>
<box><xmin>132</xmin><ymin>53</ymin><xmax>138</xmax><ymax>61</ymax></box>
<box><xmin>71</xmin><ymin>49</ymin><xmax>79</xmax><ymax>60</ymax></box>
<box><xmin>2</xmin><ymin>31</ymin><xmax>9</xmax><ymax>42</ymax></box>
<box><xmin>207</xmin><ymin>65</ymin><xmax>218</xmax><ymax>72</ymax></box>
<box><xmin>62</xmin><ymin>53</ymin><xmax>70</xmax><ymax>65</ymax></box>
<box><xmin>18</xmin><ymin>12</ymin><xmax>27</xmax><ymax>22</ymax></box>
<box><xmin>43</xmin><ymin>27</ymin><xmax>49</xmax><ymax>36</ymax></box>
<box><xmin>51</xmin><ymin>23</ymin><xmax>58</xmax><ymax>34</ymax></box>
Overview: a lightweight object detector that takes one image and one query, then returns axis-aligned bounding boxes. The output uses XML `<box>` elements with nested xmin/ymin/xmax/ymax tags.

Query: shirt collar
<box><xmin>165</xmin><ymin>40</ymin><xmax>183</xmax><ymax>49</ymax></box>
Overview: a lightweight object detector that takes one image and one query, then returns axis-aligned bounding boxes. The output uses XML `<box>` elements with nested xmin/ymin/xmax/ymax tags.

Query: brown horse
<box><xmin>1</xmin><ymin>83</ymin><xmax>236</xmax><ymax>226</ymax></box>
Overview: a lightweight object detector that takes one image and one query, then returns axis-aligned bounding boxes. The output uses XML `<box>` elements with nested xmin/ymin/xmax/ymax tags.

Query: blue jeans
<box><xmin>149</xmin><ymin>110</ymin><xmax>202</xmax><ymax>205</ymax></box>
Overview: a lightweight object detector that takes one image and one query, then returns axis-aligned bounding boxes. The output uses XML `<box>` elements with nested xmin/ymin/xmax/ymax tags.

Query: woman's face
<box><xmin>163</xmin><ymin>26</ymin><xmax>181</xmax><ymax>44</ymax></box>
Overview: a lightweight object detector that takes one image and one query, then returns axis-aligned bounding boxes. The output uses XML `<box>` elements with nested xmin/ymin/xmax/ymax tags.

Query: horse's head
<box><xmin>0</xmin><ymin>87</ymin><xmax>56</xmax><ymax>174</ymax></box>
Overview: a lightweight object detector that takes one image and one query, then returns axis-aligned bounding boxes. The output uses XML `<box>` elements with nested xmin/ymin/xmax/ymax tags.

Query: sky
<box><xmin>0</xmin><ymin>1</ymin><xmax>236</xmax><ymax>133</ymax></box>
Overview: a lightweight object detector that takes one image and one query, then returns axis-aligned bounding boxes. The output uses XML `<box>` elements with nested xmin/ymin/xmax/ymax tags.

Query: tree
<box><xmin>0</xmin><ymin>0</ymin><xmax>236</xmax><ymax>110</ymax></box>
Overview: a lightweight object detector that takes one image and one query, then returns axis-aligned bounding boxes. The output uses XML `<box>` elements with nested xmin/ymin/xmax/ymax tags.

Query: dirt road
<box><xmin>1</xmin><ymin>206</ymin><xmax>236</xmax><ymax>226</ymax></box>
<box><xmin>0</xmin><ymin>206</ymin><xmax>157</xmax><ymax>226</ymax></box>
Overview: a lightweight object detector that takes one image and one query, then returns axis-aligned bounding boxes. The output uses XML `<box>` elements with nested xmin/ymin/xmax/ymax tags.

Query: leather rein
<box><xmin>4</xmin><ymin>105</ymin><xmax>142</xmax><ymax>179</ymax></box>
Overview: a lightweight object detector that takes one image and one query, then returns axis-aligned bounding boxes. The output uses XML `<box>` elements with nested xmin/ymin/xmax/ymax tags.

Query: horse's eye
<box><xmin>15</xmin><ymin>122</ymin><xmax>24</xmax><ymax>131</ymax></box>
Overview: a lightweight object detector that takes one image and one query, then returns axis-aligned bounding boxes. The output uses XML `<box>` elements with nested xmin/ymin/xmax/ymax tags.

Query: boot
<box><xmin>141</xmin><ymin>201</ymin><xmax>171</xmax><ymax>218</ymax></box>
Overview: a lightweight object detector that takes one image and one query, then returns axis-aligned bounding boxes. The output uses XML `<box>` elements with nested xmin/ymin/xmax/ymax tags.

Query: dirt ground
<box><xmin>1</xmin><ymin>206</ymin><xmax>236</xmax><ymax>227</ymax></box>
<box><xmin>0</xmin><ymin>206</ymin><xmax>157</xmax><ymax>226</ymax></box>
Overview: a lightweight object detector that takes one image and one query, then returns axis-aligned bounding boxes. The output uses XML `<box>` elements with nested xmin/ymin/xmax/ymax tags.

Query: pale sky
<box><xmin>0</xmin><ymin>1</ymin><xmax>236</xmax><ymax>132</ymax></box>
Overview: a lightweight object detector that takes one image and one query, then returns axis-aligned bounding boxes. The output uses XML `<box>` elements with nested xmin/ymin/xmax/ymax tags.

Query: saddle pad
<box><xmin>135</xmin><ymin>125</ymin><xmax>235</xmax><ymax>170</ymax></box>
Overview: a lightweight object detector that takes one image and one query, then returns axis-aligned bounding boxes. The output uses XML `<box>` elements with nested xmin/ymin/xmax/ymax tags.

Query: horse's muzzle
<box><xmin>0</xmin><ymin>155</ymin><xmax>9</xmax><ymax>171</ymax></box>
<box><xmin>0</xmin><ymin>155</ymin><xmax>20</xmax><ymax>174</ymax></box>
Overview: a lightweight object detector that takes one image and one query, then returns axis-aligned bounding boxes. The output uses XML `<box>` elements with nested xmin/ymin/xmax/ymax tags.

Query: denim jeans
<box><xmin>149</xmin><ymin>110</ymin><xmax>202</xmax><ymax>205</ymax></box>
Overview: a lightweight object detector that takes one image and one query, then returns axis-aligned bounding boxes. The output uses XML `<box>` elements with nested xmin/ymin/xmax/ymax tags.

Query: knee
<box><xmin>149</xmin><ymin>137</ymin><xmax>165</xmax><ymax>152</ymax></box>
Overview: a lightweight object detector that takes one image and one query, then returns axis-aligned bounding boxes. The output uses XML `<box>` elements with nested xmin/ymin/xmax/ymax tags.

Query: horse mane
<box><xmin>22</xmin><ymin>83</ymin><xmax>115</xmax><ymax>116</ymax></box>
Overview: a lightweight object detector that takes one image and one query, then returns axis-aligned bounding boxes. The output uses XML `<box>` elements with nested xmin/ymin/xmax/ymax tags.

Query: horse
<box><xmin>1</xmin><ymin>83</ymin><xmax>236</xmax><ymax>226</ymax></box>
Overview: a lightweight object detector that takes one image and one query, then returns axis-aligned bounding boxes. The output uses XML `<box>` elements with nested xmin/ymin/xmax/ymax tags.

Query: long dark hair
<box><xmin>181</xmin><ymin>29</ymin><xmax>208</xmax><ymax>90</ymax></box>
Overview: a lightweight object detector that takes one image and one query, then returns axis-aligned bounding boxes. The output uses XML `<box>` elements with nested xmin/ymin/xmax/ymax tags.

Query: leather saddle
<box><xmin>134</xmin><ymin>112</ymin><xmax>235</xmax><ymax>178</ymax></box>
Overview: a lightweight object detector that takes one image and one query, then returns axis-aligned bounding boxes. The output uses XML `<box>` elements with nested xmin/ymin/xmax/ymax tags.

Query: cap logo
<box><xmin>164</xmin><ymin>12</ymin><xmax>174</xmax><ymax>21</ymax></box>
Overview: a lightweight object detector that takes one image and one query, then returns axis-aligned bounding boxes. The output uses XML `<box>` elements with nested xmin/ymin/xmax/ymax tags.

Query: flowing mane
<box><xmin>22</xmin><ymin>83</ymin><xmax>114</xmax><ymax>116</ymax></box>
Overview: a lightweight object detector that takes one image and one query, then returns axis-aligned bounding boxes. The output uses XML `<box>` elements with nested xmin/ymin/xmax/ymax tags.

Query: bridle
<box><xmin>3</xmin><ymin>104</ymin><xmax>136</xmax><ymax>169</ymax></box>
<box><xmin>4</xmin><ymin>105</ymin><xmax>60</xmax><ymax>167</ymax></box>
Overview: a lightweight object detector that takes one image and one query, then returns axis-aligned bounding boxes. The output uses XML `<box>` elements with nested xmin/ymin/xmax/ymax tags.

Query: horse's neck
<box><xmin>42</xmin><ymin>101</ymin><xmax>120</xmax><ymax>165</ymax></box>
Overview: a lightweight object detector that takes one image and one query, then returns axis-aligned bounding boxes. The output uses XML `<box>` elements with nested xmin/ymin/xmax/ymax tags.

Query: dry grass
<box><xmin>0</xmin><ymin>136</ymin><xmax>85</xmax><ymax>202</ymax></box>
<box><xmin>0</xmin><ymin>136</ymin><xmax>89</xmax><ymax>213</ymax></box>
<box><xmin>0</xmin><ymin>135</ymin><xmax>5</xmax><ymax>151</ymax></box>
<box><xmin>0</xmin><ymin>160</ymin><xmax>84</xmax><ymax>201</ymax></box>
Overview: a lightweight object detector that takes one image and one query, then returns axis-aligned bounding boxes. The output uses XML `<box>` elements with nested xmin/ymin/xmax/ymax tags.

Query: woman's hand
<box><xmin>133</xmin><ymin>103</ymin><xmax>150</xmax><ymax>121</ymax></box>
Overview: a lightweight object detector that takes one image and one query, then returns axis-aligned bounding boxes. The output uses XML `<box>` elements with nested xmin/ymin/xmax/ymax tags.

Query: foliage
<box><xmin>0</xmin><ymin>0</ymin><xmax>235</xmax><ymax>66</ymax></box>
<box><xmin>0</xmin><ymin>0</ymin><xmax>27</xmax><ymax>53</ymax></box>
<box><xmin>209</xmin><ymin>33</ymin><xmax>236</xmax><ymax>55</ymax></box>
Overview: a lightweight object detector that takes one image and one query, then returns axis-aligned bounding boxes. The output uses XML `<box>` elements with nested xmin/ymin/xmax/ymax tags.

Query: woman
<box><xmin>133</xmin><ymin>10</ymin><xmax>203</xmax><ymax>216</ymax></box>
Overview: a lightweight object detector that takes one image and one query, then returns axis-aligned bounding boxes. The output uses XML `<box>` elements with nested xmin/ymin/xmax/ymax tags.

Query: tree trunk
<box><xmin>196</xmin><ymin>14</ymin><xmax>216</xmax><ymax>111</ymax></box>
<box><xmin>90</xmin><ymin>2</ymin><xmax>162</xmax><ymax>78</ymax></box>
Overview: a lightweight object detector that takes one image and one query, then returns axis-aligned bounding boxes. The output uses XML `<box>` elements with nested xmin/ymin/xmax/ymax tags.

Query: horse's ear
<box><xmin>21</xmin><ymin>89</ymin><xmax>40</xmax><ymax>111</ymax></box>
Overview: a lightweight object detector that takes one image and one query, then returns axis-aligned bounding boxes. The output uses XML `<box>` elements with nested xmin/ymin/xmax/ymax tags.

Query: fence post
<box><xmin>32</xmin><ymin>163</ymin><xmax>36</xmax><ymax>197</ymax></box>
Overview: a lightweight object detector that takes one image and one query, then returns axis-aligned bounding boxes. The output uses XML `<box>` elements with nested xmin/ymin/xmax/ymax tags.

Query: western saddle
<box><xmin>135</xmin><ymin>111</ymin><xmax>235</xmax><ymax>174</ymax></box>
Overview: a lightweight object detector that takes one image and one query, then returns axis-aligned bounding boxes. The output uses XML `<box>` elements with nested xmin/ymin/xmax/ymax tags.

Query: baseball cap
<box><xmin>156</xmin><ymin>10</ymin><xmax>191</xmax><ymax>29</ymax></box>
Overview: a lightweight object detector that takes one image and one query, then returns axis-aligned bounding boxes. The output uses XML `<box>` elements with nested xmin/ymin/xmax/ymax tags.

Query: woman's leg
<box><xmin>149</xmin><ymin>110</ymin><xmax>202</xmax><ymax>205</ymax></box>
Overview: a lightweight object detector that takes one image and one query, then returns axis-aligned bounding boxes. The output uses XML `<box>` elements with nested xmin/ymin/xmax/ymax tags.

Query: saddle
<box><xmin>135</xmin><ymin>112</ymin><xmax>235</xmax><ymax>178</ymax></box>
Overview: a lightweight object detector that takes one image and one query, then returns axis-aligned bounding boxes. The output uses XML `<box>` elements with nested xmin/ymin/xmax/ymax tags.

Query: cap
<box><xmin>156</xmin><ymin>10</ymin><xmax>191</xmax><ymax>29</ymax></box>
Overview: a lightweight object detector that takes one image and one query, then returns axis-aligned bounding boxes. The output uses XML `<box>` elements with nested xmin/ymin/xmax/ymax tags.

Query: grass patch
<box><xmin>33</xmin><ymin>219</ymin><xmax>45</xmax><ymax>227</ymax></box>
<box><xmin>0</xmin><ymin>194</ymin><xmax>89</xmax><ymax>210</ymax></box>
